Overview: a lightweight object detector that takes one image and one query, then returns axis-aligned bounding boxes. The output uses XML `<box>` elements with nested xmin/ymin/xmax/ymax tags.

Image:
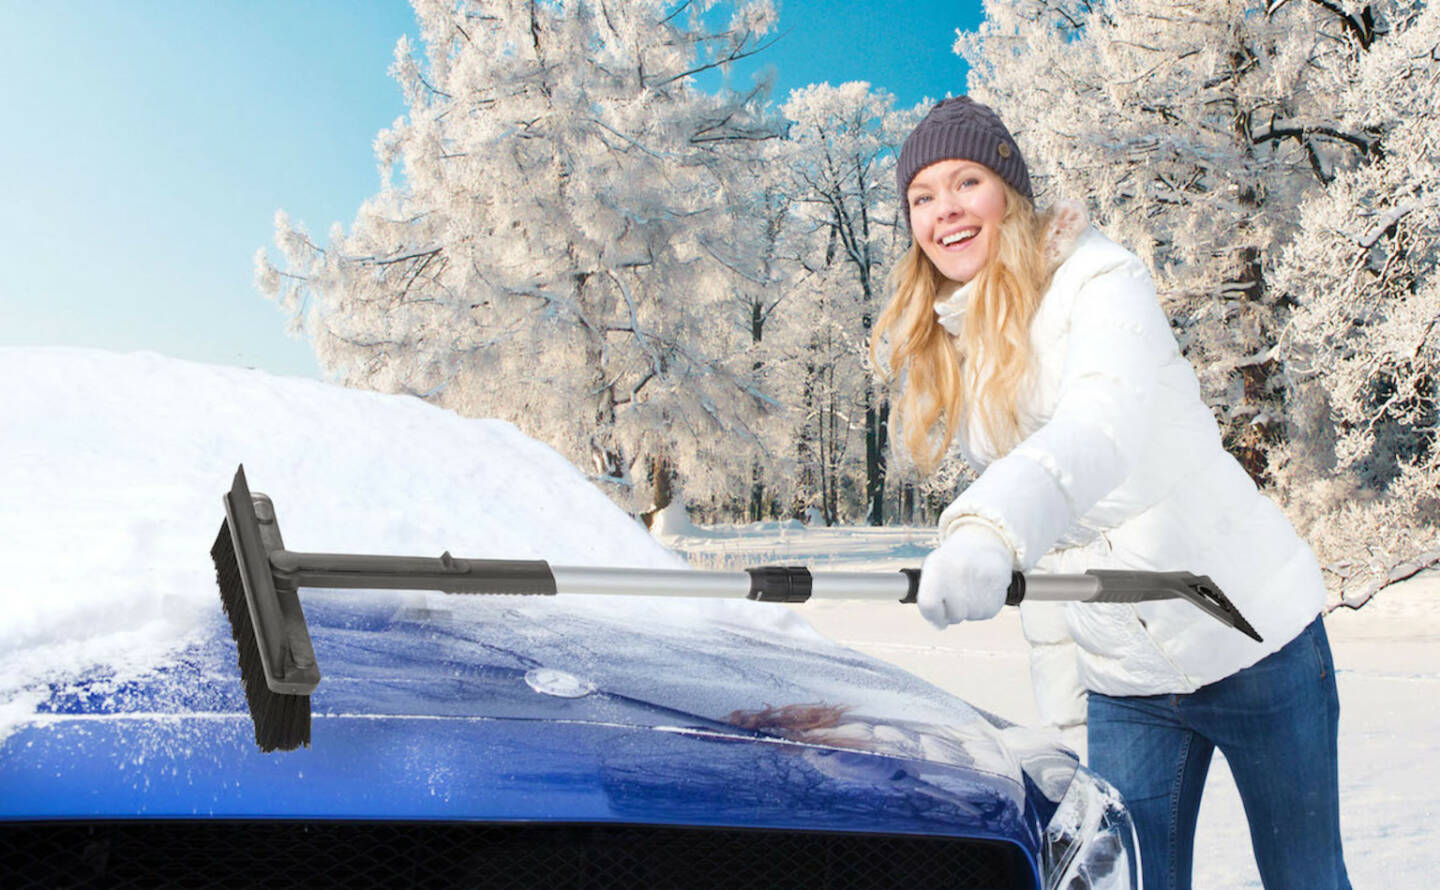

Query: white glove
<box><xmin>916</xmin><ymin>523</ymin><xmax>1016</xmax><ymax>629</ymax></box>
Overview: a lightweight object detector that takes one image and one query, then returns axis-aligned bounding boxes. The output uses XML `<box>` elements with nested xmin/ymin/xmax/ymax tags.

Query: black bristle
<box><xmin>211</xmin><ymin>521</ymin><xmax>311</xmax><ymax>752</ymax></box>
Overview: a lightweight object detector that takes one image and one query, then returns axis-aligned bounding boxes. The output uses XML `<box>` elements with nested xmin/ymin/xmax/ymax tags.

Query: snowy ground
<box><xmin>660</xmin><ymin>522</ymin><xmax>1440</xmax><ymax>888</ymax></box>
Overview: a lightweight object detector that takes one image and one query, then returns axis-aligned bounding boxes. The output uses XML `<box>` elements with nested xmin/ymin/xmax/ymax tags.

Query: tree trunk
<box><xmin>748</xmin><ymin>460</ymin><xmax>766</xmax><ymax>522</ymax></box>
<box><xmin>649</xmin><ymin>453</ymin><xmax>673</xmax><ymax>512</ymax></box>
<box><xmin>864</xmin><ymin>384</ymin><xmax>888</xmax><ymax>525</ymax></box>
<box><xmin>824</xmin><ymin>382</ymin><xmax>839</xmax><ymax>525</ymax></box>
<box><xmin>1225</xmin><ymin>44</ymin><xmax>1280</xmax><ymax>487</ymax></box>
<box><xmin>587</xmin><ymin>347</ymin><xmax>626</xmax><ymax>482</ymax></box>
<box><xmin>794</xmin><ymin>360</ymin><xmax>819</xmax><ymax>519</ymax></box>
<box><xmin>639</xmin><ymin>453</ymin><xmax>674</xmax><ymax>529</ymax></box>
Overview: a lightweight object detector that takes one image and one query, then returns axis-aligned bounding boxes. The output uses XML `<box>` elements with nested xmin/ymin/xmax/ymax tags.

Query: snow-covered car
<box><xmin>0</xmin><ymin>584</ymin><xmax>1136</xmax><ymax>889</ymax></box>
<box><xmin>1</xmin><ymin>350</ymin><xmax>1137</xmax><ymax>888</ymax></box>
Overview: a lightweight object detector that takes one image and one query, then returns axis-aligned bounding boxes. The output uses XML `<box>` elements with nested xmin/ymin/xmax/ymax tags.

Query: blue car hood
<box><xmin>0</xmin><ymin>589</ymin><xmax>1076</xmax><ymax>855</ymax></box>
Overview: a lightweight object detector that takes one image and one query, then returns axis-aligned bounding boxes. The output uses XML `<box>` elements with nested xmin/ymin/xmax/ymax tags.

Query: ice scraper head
<box><xmin>212</xmin><ymin>465</ymin><xmax>318</xmax><ymax>751</ymax></box>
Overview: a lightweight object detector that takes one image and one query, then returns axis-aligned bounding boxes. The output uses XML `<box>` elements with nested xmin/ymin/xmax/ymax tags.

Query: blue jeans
<box><xmin>1087</xmin><ymin>616</ymin><xmax>1351</xmax><ymax>890</ymax></box>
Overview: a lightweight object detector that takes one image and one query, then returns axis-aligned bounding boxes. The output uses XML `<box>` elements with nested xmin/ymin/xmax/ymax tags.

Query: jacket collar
<box><xmin>933</xmin><ymin>200</ymin><xmax>1089</xmax><ymax>336</ymax></box>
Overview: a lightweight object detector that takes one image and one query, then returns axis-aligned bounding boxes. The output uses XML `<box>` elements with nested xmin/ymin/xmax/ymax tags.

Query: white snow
<box><xmin>663</xmin><ymin>522</ymin><xmax>1440</xmax><ymax>888</ymax></box>
<box><xmin>647</xmin><ymin>497</ymin><xmax>704</xmax><ymax>537</ymax></box>
<box><xmin>0</xmin><ymin>346</ymin><xmax>696</xmax><ymax>742</ymax></box>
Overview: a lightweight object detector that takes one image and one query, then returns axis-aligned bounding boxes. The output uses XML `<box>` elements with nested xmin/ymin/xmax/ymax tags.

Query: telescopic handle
<box><xmin>258</xmin><ymin>527</ymin><xmax>1257</xmax><ymax>639</ymax></box>
<box><xmin>552</xmin><ymin>564</ymin><xmax>1104</xmax><ymax>604</ymax></box>
<box><xmin>270</xmin><ymin>555</ymin><xmax>1156</xmax><ymax>607</ymax></box>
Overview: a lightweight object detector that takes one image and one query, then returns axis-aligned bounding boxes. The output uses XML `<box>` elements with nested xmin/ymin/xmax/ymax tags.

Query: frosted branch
<box><xmin>1357</xmin><ymin>204</ymin><xmax>1418</xmax><ymax>249</ymax></box>
<box><xmin>648</xmin><ymin>30</ymin><xmax>782</xmax><ymax>88</ymax></box>
<box><xmin>1326</xmin><ymin>547</ymin><xmax>1440</xmax><ymax>610</ymax></box>
<box><xmin>1252</xmin><ymin>118</ymin><xmax>1379</xmax><ymax>157</ymax></box>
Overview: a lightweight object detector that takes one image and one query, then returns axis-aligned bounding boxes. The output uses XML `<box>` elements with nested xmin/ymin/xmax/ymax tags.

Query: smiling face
<box><xmin>906</xmin><ymin>159</ymin><xmax>1008</xmax><ymax>285</ymax></box>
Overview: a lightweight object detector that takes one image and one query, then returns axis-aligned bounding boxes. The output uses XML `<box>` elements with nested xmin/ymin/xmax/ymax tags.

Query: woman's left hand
<box><xmin>916</xmin><ymin>523</ymin><xmax>1016</xmax><ymax>628</ymax></box>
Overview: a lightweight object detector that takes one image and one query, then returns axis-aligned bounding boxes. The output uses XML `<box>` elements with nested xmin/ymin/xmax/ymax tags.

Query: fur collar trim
<box><xmin>1043</xmin><ymin>200</ymin><xmax>1088</xmax><ymax>269</ymax></box>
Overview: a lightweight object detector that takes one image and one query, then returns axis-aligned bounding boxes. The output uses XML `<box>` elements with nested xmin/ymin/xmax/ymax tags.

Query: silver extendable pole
<box><xmin>551</xmin><ymin>567</ymin><xmax>917</xmax><ymax>601</ymax></box>
<box><xmin>809</xmin><ymin>571</ymin><xmax>911</xmax><ymax>600</ymax></box>
<box><xmin>550</xmin><ymin>566</ymin><xmax>753</xmax><ymax>598</ymax></box>
<box><xmin>1017</xmin><ymin>573</ymin><xmax>1103</xmax><ymax>602</ymax></box>
<box><xmin>552</xmin><ymin>566</ymin><xmax>1107</xmax><ymax>602</ymax></box>
<box><xmin>542</xmin><ymin>566</ymin><xmax>1258</xmax><ymax>640</ymax></box>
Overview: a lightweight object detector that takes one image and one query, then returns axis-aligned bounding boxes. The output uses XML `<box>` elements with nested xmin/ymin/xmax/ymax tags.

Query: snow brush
<box><xmin>211</xmin><ymin>464</ymin><xmax>1263</xmax><ymax>752</ymax></box>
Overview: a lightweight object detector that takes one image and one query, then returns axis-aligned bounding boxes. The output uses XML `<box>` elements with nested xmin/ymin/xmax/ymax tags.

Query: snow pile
<box><xmin>0</xmin><ymin>347</ymin><xmax>806</xmax><ymax>740</ymax></box>
<box><xmin>647</xmin><ymin>498</ymin><xmax>704</xmax><ymax>537</ymax></box>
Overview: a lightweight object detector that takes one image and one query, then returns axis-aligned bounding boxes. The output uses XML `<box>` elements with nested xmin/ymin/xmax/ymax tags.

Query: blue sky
<box><xmin>1</xmin><ymin>1</ymin><xmax>980</xmax><ymax>379</ymax></box>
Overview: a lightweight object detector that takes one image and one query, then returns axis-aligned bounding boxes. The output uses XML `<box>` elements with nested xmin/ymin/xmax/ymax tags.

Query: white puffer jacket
<box><xmin>934</xmin><ymin>205</ymin><xmax>1325</xmax><ymax>729</ymax></box>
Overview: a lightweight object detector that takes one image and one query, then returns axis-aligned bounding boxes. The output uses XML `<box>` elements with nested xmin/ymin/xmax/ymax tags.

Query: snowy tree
<box><xmin>690</xmin><ymin>178</ymin><xmax>799</xmax><ymax>521</ymax></box>
<box><xmin>1270</xmin><ymin>0</ymin><xmax>1440</xmax><ymax>600</ymax></box>
<box><xmin>956</xmin><ymin>0</ymin><xmax>1343</xmax><ymax>484</ymax></box>
<box><xmin>958</xmin><ymin>0</ymin><xmax>1437</xmax><ymax>597</ymax></box>
<box><xmin>770</xmin><ymin>82</ymin><xmax>918</xmax><ymax>524</ymax></box>
<box><xmin>256</xmin><ymin>0</ymin><xmax>783</xmax><ymax>516</ymax></box>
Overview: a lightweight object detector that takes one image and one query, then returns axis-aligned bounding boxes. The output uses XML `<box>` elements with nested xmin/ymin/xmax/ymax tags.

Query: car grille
<box><xmin>3</xmin><ymin>820</ymin><xmax>1033</xmax><ymax>888</ymax></box>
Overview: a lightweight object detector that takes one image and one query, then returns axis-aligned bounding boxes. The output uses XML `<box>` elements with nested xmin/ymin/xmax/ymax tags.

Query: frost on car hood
<box><xmin>305</xmin><ymin>589</ymin><xmax>1066</xmax><ymax>782</ymax></box>
<box><xmin>6</xmin><ymin>588</ymin><xmax>1077</xmax><ymax>827</ymax></box>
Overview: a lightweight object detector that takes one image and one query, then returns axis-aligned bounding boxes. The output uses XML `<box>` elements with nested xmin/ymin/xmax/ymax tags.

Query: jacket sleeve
<box><xmin>936</xmin><ymin>253</ymin><xmax>1174</xmax><ymax>569</ymax></box>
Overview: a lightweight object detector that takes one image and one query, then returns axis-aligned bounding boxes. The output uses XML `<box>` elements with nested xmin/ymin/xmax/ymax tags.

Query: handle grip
<box><xmin>892</xmin><ymin>567</ymin><xmax>1259</xmax><ymax>641</ymax></box>
<box><xmin>897</xmin><ymin>569</ymin><xmax>1026</xmax><ymax>605</ymax></box>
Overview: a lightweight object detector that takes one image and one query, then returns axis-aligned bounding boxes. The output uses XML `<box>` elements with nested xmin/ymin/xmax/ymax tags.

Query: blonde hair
<box><xmin>872</xmin><ymin>184</ymin><xmax>1055</xmax><ymax>473</ymax></box>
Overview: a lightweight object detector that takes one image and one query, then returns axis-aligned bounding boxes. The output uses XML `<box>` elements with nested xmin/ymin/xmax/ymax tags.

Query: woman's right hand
<box><xmin>916</xmin><ymin>523</ymin><xmax>1016</xmax><ymax>628</ymax></box>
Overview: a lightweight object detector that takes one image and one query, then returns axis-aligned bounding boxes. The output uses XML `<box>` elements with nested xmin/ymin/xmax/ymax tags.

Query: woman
<box><xmin>873</xmin><ymin>97</ymin><xmax>1351</xmax><ymax>890</ymax></box>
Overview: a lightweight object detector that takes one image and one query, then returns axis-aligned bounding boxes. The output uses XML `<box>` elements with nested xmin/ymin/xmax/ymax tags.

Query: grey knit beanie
<box><xmin>896</xmin><ymin>97</ymin><xmax>1032</xmax><ymax>230</ymax></box>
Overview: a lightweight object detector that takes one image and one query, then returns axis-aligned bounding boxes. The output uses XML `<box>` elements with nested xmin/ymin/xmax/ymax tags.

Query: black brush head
<box><xmin>212</xmin><ymin>521</ymin><xmax>311</xmax><ymax>752</ymax></box>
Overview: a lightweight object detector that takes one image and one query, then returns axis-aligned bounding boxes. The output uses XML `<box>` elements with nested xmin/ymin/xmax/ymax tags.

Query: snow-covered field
<box><xmin>4</xmin><ymin>346</ymin><xmax>1434</xmax><ymax>886</ymax></box>
<box><xmin>660</xmin><ymin>522</ymin><xmax>1440</xmax><ymax>888</ymax></box>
